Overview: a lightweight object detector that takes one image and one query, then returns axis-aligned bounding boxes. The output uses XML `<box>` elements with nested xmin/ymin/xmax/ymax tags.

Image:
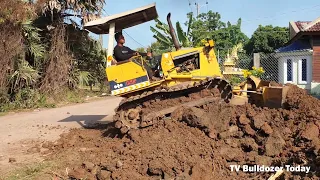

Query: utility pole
<box><xmin>196</xmin><ymin>2</ymin><xmax>199</xmax><ymax>17</ymax></box>
<box><xmin>99</xmin><ymin>35</ymin><xmax>103</xmax><ymax>47</ymax></box>
<box><xmin>193</xmin><ymin>1</ymin><xmax>208</xmax><ymax>18</ymax></box>
<box><xmin>98</xmin><ymin>10</ymin><xmax>103</xmax><ymax>47</ymax></box>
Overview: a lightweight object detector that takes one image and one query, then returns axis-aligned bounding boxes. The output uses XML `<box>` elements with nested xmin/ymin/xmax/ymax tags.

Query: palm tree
<box><xmin>40</xmin><ymin>0</ymin><xmax>105</xmax><ymax>25</ymax></box>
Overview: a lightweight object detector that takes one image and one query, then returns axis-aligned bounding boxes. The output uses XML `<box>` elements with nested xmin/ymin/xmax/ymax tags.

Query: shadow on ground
<box><xmin>59</xmin><ymin>115</ymin><xmax>124</xmax><ymax>138</ymax></box>
<box><xmin>59</xmin><ymin>115</ymin><xmax>109</xmax><ymax>127</ymax></box>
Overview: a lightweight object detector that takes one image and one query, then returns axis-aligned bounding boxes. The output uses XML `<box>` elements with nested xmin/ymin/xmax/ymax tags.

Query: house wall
<box><xmin>312</xmin><ymin>36</ymin><xmax>320</xmax><ymax>81</ymax></box>
<box><xmin>311</xmin><ymin>36</ymin><xmax>320</xmax><ymax>94</ymax></box>
<box><xmin>278</xmin><ymin>54</ymin><xmax>312</xmax><ymax>90</ymax></box>
<box><xmin>289</xmin><ymin>22</ymin><xmax>298</xmax><ymax>40</ymax></box>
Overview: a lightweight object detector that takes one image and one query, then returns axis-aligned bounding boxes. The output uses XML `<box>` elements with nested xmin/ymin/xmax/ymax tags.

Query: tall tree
<box><xmin>40</xmin><ymin>0</ymin><xmax>105</xmax><ymax>24</ymax></box>
<box><xmin>244</xmin><ymin>25</ymin><xmax>289</xmax><ymax>54</ymax></box>
<box><xmin>186</xmin><ymin>11</ymin><xmax>226</xmax><ymax>45</ymax></box>
<box><xmin>35</xmin><ymin>0</ymin><xmax>106</xmax><ymax>92</ymax></box>
<box><xmin>214</xmin><ymin>19</ymin><xmax>248</xmax><ymax>46</ymax></box>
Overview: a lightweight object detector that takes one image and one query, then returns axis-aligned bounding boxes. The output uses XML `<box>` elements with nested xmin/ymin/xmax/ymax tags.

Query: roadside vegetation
<box><xmin>0</xmin><ymin>0</ymin><xmax>108</xmax><ymax>113</ymax></box>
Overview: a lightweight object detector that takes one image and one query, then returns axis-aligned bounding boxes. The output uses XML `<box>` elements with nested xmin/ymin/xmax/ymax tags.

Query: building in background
<box><xmin>275</xmin><ymin>17</ymin><xmax>320</xmax><ymax>94</ymax></box>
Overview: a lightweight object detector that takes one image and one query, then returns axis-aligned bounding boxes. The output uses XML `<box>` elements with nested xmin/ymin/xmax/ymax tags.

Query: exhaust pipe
<box><xmin>167</xmin><ymin>13</ymin><xmax>180</xmax><ymax>51</ymax></box>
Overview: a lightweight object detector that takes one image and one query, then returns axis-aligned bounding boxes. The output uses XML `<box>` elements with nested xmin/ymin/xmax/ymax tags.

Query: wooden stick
<box><xmin>268</xmin><ymin>169</ymin><xmax>284</xmax><ymax>180</ymax></box>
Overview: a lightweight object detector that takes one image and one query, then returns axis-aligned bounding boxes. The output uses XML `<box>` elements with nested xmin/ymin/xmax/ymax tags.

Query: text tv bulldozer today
<box><xmin>84</xmin><ymin>3</ymin><xmax>291</xmax><ymax>134</ymax></box>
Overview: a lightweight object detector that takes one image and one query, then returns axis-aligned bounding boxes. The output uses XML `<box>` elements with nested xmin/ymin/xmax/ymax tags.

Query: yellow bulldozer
<box><xmin>84</xmin><ymin>3</ymin><xmax>289</xmax><ymax>133</ymax></box>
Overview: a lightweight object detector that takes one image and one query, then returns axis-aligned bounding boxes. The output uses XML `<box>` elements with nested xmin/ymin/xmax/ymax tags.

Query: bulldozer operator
<box><xmin>113</xmin><ymin>31</ymin><xmax>160</xmax><ymax>80</ymax></box>
<box><xmin>113</xmin><ymin>31</ymin><xmax>152</xmax><ymax>61</ymax></box>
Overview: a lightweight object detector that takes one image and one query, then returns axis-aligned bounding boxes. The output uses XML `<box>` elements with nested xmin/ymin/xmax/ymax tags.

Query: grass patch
<box><xmin>49</xmin><ymin>88</ymin><xmax>107</xmax><ymax>105</ymax></box>
<box><xmin>0</xmin><ymin>112</ymin><xmax>8</xmax><ymax>116</ymax></box>
<box><xmin>0</xmin><ymin>86</ymin><xmax>110</xmax><ymax>114</ymax></box>
<box><xmin>2</xmin><ymin>161</ymin><xmax>57</xmax><ymax>180</ymax></box>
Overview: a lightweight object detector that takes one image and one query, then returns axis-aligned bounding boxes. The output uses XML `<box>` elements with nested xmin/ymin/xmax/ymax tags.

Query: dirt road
<box><xmin>0</xmin><ymin>96</ymin><xmax>122</xmax><ymax>175</ymax></box>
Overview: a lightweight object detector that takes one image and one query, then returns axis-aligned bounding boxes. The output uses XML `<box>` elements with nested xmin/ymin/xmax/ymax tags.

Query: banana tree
<box><xmin>150</xmin><ymin>13</ymin><xmax>193</xmax><ymax>51</ymax></box>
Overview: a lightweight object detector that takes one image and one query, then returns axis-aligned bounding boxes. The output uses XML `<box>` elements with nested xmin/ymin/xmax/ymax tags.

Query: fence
<box><xmin>219</xmin><ymin>51</ymin><xmax>313</xmax><ymax>84</ymax></box>
<box><xmin>218</xmin><ymin>53</ymin><xmax>253</xmax><ymax>71</ymax></box>
<box><xmin>218</xmin><ymin>53</ymin><xmax>253</xmax><ymax>81</ymax></box>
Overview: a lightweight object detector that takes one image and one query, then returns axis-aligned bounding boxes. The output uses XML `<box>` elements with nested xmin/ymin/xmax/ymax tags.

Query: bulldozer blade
<box><xmin>230</xmin><ymin>95</ymin><xmax>248</xmax><ymax>106</ymax></box>
<box><xmin>142</xmin><ymin>97</ymin><xmax>219</xmax><ymax>121</ymax></box>
<box><xmin>263</xmin><ymin>86</ymin><xmax>290</xmax><ymax>108</ymax></box>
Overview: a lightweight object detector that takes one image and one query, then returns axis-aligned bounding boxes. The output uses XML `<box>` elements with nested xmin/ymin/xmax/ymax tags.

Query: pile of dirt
<box><xmin>33</xmin><ymin>84</ymin><xmax>320</xmax><ymax>179</ymax></box>
<box><xmin>285</xmin><ymin>84</ymin><xmax>320</xmax><ymax>119</ymax></box>
<box><xmin>170</xmin><ymin>84</ymin><xmax>320</xmax><ymax>179</ymax></box>
<box><xmin>42</xmin><ymin>122</ymin><xmax>236</xmax><ymax>180</ymax></box>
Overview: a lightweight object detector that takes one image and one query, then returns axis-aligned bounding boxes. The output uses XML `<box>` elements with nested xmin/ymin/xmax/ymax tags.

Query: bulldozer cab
<box><xmin>84</xmin><ymin>3</ymin><xmax>159</xmax><ymax>95</ymax></box>
<box><xmin>84</xmin><ymin>3</ymin><xmax>158</xmax><ymax>66</ymax></box>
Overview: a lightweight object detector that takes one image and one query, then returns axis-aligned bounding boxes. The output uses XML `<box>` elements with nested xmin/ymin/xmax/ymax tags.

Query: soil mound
<box><xmin>46</xmin><ymin>121</ymin><xmax>233</xmax><ymax>180</ymax></box>
<box><xmin>38</xmin><ymin>84</ymin><xmax>320</xmax><ymax>179</ymax></box>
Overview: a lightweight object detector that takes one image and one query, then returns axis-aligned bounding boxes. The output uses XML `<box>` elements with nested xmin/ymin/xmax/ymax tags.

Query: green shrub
<box><xmin>229</xmin><ymin>75</ymin><xmax>243</xmax><ymax>85</ymax></box>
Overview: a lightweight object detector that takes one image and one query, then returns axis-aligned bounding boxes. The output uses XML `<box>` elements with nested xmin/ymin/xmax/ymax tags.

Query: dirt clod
<box><xmin>261</xmin><ymin>123</ymin><xmax>273</xmax><ymax>135</ymax></box>
<box><xmin>116</xmin><ymin>160</ymin><xmax>123</xmax><ymax>168</ymax></box>
<box><xmin>238</xmin><ymin>114</ymin><xmax>250</xmax><ymax>125</ymax></box>
<box><xmin>243</xmin><ymin>124</ymin><xmax>255</xmax><ymax>136</ymax></box>
<box><xmin>181</xmin><ymin>107</ymin><xmax>212</xmax><ymax>132</ymax></box>
<box><xmin>265</xmin><ymin>131</ymin><xmax>286</xmax><ymax>157</ymax></box>
<box><xmin>27</xmin><ymin>146</ymin><xmax>40</xmax><ymax>153</ymax></box>
<box><xmin>252</xmin><ymin>113</ymin><xmax>266</xmax><ymax>129</ymax></box>
<box><xmin>83</xmin><ymin>161</ymin><xmax>95</xmax><ymax>171</ymax></box>
<box><xmin>301</xmin><ymin>122</ymin><xmax>319</xmax><ymax>141</ymax></box>
<box><xmin>97</xmin><ymin>170</ymin><xmax>111</xmax><ymax>180</ymax></box>
<box><xmin>8</xmin><ymin>157</ymin><xmax>16</xmax><ymax>163</ymax></box>
<box><xmin>240</xmin><ymin>137</ymin><xmax>258</xmax><ymax>152</ymax></box>
<box><xmin>69</xmin><ymin>167</ymin><xmax>95</xmax><ymax>180</ymax></box>
<box><xmin>219</xmin><ymin>147</ymin><xmax>244</xmax><ymax>162</ymax></box>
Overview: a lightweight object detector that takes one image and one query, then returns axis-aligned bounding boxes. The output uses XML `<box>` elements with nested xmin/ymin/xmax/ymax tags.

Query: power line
<box><xmin>241</xmin><ymin>4</ymin><xmax>320</xmax><ymax>24</ymax></box>
<box><xmin>123</xmin><ymin>31</ymin><xmax>148</xmax><ymax>48</ymax></box>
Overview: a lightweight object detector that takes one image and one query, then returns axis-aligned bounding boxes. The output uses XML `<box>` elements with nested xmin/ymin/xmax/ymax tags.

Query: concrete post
<box><xmin>253</xmin><ymin>53</ymin><xmax>260</xmax><ymax>68</ymax></box>
<box><xmin>107</xmin><ymin>22</ymin><xmax>115</xmax><ymax>67</ymax></box>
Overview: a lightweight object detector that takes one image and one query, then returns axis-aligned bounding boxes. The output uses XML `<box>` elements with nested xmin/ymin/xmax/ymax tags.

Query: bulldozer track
<box><xmin>113</xmin><ymin>77</ymin><xmax>233</xmax><ymax>134</ymax></box>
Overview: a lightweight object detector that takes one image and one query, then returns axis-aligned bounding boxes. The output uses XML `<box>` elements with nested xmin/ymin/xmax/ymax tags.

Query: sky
<box><xmin>90</xmin><ymin>0</ymin><xmax>320</xmax><ymax>50</ymax></box>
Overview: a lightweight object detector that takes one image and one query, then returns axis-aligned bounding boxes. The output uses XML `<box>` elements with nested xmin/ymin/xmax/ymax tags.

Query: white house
<box><xmin>276</xmin><ymin>40</ymin><xmax>313</xmax><ymax>90</ymax></box>
<box><xmin>275</xmin><ymin>17</ymin><xmax>320</xmax><ymax>94</ymax></box>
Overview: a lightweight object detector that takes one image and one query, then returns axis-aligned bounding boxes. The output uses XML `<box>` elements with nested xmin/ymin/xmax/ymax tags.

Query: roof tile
<box><xmin>306</xmin><ymin>22</ymin><xmax>320</xmax><ymax>31</ymax></box>
<box><xmin>295</xmin><ymin>21</ymin><xmax>310</xmax><ymax>30</ymax></box>
<box><xmin>295</xmin><ymin>21</ymin><xmax>320</xmax><ymax>32</ymax></box>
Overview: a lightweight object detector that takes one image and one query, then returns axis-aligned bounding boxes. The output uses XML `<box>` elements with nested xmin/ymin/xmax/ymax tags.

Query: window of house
<box><xmin>301</xmin><ymin>58</ymin><xmax>307</xmax><ymax>81</ymax></box>
<box><xmin>287</xmin><ymin>59</ymin><xmax>292</xmax><ymax>82</ymax></box>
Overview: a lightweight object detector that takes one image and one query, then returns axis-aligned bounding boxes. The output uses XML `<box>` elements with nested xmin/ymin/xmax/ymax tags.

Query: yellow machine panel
<box><xmin>106</xmin><ymin>59</ymin><xmax>151</xmax><ymax>96</ymax></box>
<box><xmin>106</xmin><ymin>60</ymin><xmax>148</xmax><ymax>83</ymax></box>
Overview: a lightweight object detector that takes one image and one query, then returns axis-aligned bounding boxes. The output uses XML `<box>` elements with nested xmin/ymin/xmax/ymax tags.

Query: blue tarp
<box><xmin>275</xmin><ymin>39</ymin><xmax>312</xmax><ymax>53</ymax></box>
